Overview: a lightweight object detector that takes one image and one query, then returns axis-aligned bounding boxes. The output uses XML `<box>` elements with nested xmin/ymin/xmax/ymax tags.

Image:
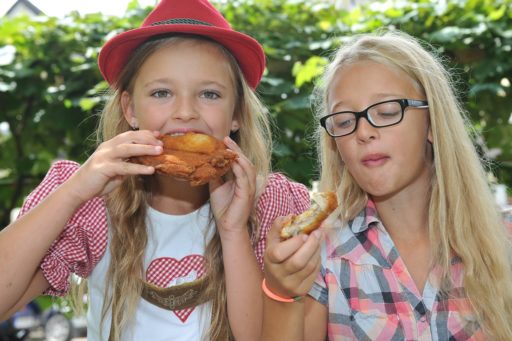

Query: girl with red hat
<box><xmin>0</xmin><ymin>0</ymin><xmax>310</xmax><ymax>340</ymax></box>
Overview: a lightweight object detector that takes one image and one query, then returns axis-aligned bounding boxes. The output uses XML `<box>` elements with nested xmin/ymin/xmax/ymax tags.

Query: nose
<box><xmin>354</xmin><ymin>117</ymin><xmax>378</xmax><ymax>142</ymax></box>
<box><xmin>171</xmin><ymin>95</ymin><xmax>199</xmax><ymax>121</ymax></box>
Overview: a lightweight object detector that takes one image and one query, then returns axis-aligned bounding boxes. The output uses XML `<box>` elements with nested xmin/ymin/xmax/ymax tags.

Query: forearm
<box><xmin>0</xmin><ymin>179</ymin><xmax>84</xmax><ymax>313</ymax></box>
<box><xmin>0</xmin><ymin>269</ymin><xmax>49</xmax><ymax>322</ymax></box>
<box><xmin>220</xmin><ymin>228</ymin><xmax>263</xmax><ymax>340</ymax></box>
<box><xmin>262</xmin><ymin>297</ymin><xmax>305</xmax><ymax>341</ymax></box>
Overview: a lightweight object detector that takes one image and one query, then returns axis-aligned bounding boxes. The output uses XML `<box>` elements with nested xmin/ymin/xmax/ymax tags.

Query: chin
<box><xmin>363</xmin><ymin>184</ymin><xmax>397</xmax><ymax>201</ymax></box>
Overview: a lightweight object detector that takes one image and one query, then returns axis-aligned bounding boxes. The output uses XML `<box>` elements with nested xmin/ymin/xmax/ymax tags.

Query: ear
<box><xmin>427</xmin><ymin>115</ymin><xmax>433</xmax><ymax>144</ymax></box>
<box><xmin>230</xmin><ymin>116</ymin><xmax>240</xmax><ymax>134</ymax></box>
<box><xmin>121</xmin><ymin>91</ymin><xmax>138</xmax><ymax>129</ymax></box>
<box><xmin>422</xmin><ymin>108</ymin><xmax>433</xmax><ymax>144</ymax></box>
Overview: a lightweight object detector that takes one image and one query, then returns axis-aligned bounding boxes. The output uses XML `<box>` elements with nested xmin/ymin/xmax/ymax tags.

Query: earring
<box><xmin>130</xmin><ymin>118</ymin><xmax>139</xmax><ymax>131</ymax></box>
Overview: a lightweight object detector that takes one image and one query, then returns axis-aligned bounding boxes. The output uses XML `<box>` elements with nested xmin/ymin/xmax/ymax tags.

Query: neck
<box><xmin>372</xmin><ymin>175</ymin><xmax>431</xmax><ymax>244</ymax></box>
<box><xmin>148</xmin><ymin>175</ymin><xmax>209</xmax><ymax>215</ymax></box>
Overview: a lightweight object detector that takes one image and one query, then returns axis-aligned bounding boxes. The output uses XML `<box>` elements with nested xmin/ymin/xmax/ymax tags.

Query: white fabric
<box><xmin>87</xmin><ymin>203</ymin><xmax>214</xmax><ymax>341</ymax></box>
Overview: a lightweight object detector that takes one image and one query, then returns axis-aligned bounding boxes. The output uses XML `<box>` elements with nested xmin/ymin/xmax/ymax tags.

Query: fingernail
<box><xmin>155</xmin><ymin>146</ymin><xmax>162</xmax><ymax>153</ymax></box>
<box><xmin>302</xmin><ymin>234</ymin><xmax>308</xmax><ymax>242</ymax></box>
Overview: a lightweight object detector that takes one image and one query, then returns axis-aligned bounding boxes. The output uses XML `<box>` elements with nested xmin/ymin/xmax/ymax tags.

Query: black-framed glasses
<box><xmin>319</xmin><ymin>99</ymin><xmax>429</xmax><ymax>137</ymax></box>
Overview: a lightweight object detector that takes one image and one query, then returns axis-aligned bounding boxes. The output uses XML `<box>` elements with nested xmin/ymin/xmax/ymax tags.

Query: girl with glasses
<box><xmin>262</xmin><ymin>31</ymin><xmax>512</xmax><ymax>340</ymax></box>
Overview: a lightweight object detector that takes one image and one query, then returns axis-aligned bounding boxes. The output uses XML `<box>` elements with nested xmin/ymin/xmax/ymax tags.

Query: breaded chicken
<box><xmin>131</xmin><ymin>132</ymin><xmax>237</xmax><ymax>186</ymax></box>
<box><xmin>280</xmin><ymin>191</ymin><xmax>338</xmax><ymax>239</ymax></box>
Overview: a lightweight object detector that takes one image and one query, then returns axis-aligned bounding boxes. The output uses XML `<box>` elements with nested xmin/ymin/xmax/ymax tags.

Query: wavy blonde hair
<box><xmin>313</xmin><ymin>31</ymin><xmax>512</xmax><ymax>340</ymax></box>
<box><xmin>84</xmin><ymin>35</ymin><xmax>271</xmax><ymax>340</ymax></box>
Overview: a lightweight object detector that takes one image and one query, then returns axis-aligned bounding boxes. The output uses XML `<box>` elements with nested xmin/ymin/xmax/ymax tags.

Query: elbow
<box><xmin>0</xmin><ymin>298</ymin><xmax>24</xmax><ymax>323</ymax></box>
<box><xmin>0</xmin><ymin>301</ymin><xmax>11</xmax><ymax>322</ymax></box>
<box><xmin>0</xmin><ymin>310</ymin><xmax>12</xmax><ymax>323</ymax></box>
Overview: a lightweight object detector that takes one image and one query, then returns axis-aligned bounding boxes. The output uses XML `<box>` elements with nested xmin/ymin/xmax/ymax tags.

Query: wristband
<box><xmin>261</xmin><ymin>279</ymin><xmax>303</xmax><ymax>303</ymax></box>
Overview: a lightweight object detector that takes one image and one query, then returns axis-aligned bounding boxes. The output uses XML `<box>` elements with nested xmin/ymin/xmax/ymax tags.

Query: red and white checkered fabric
<box><xmin>18</xmin><ymin>160</ymin><xmax>108</xmax><ymax>296</ymax></box>
<box><xmin>18</xmin><ymin>161</ymin><xmax>310</xmax><ymax>296</ymax></box>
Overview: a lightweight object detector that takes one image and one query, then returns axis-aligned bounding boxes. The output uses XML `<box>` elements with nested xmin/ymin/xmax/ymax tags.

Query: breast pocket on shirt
<box><xmin>350</xmin><ymin>310</ymin><xmax>404</xmax><ymax>340</ymax></box>
<box><xmin>335</xmin><ymin>262</ymin><xmax>406</xmax><ymax>339</ymax></box>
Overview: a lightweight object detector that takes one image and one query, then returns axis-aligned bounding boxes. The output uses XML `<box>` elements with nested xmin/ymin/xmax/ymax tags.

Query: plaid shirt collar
<box><xmin>329</xmin><ymin>199</ymin><xmax>462</xmax><ymax>270</ymax></box>
<box><xmin>327</xmin><ymin>200</ymin><xmax>393</xmax><ymax>269</ymax></box>
<box><xmin>348</xmin><ymin>199</ymin><xmax>380</xmax><ymax>234</ymax></box>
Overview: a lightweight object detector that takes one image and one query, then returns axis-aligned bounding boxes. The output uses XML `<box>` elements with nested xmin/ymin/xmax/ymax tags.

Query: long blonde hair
<box><xmin>92</xmin><ymin>35</ymin><xmax>271</xmax><ymax>340</ymax></box>
<box><xmin>313</xmin><ymin>31</ymin><xmax>512</xmax><ymax>340</ymax></box>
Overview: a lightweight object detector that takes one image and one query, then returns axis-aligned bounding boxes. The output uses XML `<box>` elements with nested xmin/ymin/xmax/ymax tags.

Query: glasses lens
<box><xmin>368</xmin><ymin>101</ymin><xmax>402</xmax><ymax>127</ymax></box>
<box><xmin>326</xmin><ymin>113</ymin><xmax>356</xmax><ymax>136</ymax></box>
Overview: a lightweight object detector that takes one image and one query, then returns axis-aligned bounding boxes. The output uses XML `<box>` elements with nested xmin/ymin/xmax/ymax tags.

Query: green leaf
<box><xmin>79</xmin><ymin>97</ymin><xmax>100</xmax><ymax>111</ymax></box>
<box><xmin>488</xmin><ymin>4</ymin><xmax>507</xmax><ymax>21</ymax></box>
<box><xmin>292</xmin><ymin>56</ymin><xmax>327</xmax><ymax>88</ymax></box>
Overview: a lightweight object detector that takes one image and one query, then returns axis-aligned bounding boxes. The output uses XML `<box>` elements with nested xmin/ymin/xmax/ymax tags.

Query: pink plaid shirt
<box><xmin>19</xmin><ymin>160</ymin><xmax>310</xmax><ymax>296</ymax></box>
<box><xmin>309</xmin><ymin>200</ymin><xmax>486</xmax><ymax>341</ymax></box>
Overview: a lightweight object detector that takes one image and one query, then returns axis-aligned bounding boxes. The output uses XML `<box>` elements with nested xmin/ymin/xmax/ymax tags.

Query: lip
<box><xmin>164</xmin><ymin>128</ymin><xmax>204</xmax><ymax>136</ymax></box>
<box><xmin>361</xmin><ymin>153</ymin><xmax>390</xmax><ymax>167</ymax></box>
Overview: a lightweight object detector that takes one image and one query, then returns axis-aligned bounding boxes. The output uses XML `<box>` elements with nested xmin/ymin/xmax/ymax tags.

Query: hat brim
<box><xmin>98</xmin><ymin>24</ymin><xmax>265</xmax><ymax>89</ymax></box>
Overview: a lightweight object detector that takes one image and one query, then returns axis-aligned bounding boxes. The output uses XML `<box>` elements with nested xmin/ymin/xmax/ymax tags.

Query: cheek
<box><xmin>137</xmin><ymin>112</ymin><xmax>166</xmax><ymax>131</ymax></box>
<box><xmin>336</xmin><ymin>140</ymin><xmax>354</xmax><ymax>164</ymax></box>
<box><xmin>204</xmin><ymin>112</ymin><xmax>235</xmax><ymax>136</ymax></box>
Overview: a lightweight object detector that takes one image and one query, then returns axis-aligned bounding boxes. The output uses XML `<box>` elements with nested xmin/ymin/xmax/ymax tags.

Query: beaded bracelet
<box><xmin>261</xmin><ymin>279</ymin><xmax>303</xmax><ymax>303</ymax></box>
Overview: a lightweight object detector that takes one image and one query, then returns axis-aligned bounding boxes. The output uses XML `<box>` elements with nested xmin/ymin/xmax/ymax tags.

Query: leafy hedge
<box><xmin>1</xmin><ymin>0</ymin><xmax>511</xmax><ymax>227</ymax></box>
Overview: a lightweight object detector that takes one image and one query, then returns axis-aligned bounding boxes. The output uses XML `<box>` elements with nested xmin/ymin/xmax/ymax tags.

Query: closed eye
<box><xmin>336</xmin><ymin>118</ymin><xmax>355</xmax><ymax>128</ymax></box>
<box><xmin>332</xmin><ymin>114</ymin><xmax>356</xmax><ymax>129</ymax></box>
<box><xmin>377</xmin><ymin>110</ymin><xmax>401</xmax><ymax>117</ymax></box>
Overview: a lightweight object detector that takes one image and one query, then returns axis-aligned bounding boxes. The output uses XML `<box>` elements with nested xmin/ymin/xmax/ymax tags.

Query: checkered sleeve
<box><xmin>254</xmin><ymin>173</ymin><xmax>310</xmax><ymax>270</ymax></box>
<box><xmin>17</xmin><ymin>160</ymin><xmax>108</xmax><ymax>296</ymax></box>
<box><xmin>308</xmin><ymin>230</ymin><xmax>331</xmax><ymax>306</ymax></box>
<box><xmin>309</xmin><ymin>265</ymin><xmax>329</xmax><ymax>306</ymax></box>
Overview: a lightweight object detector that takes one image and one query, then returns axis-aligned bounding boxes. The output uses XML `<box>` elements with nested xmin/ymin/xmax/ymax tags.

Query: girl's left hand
<box><xmin>209</xmin><ymin>136</ymin><xmax>256</xmax><ymax>237</ymax></box>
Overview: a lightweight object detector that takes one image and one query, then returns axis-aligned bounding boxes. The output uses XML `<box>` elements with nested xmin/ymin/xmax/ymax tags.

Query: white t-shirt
<box><xmin>87</xmin><ymin>204</ymin><xmax>214</xmax><ymax>341</ymax></box>
<box><xmin>19</xmin><ymin>161</ymin><xmax>311</xmax><ymax>339</ymax></box>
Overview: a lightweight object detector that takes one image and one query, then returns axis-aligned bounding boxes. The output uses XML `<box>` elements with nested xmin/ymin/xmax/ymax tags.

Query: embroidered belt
<box><xmin>141</xmin><ymin>275</ymin><xmax>212</xmax><ymax>311</ymax></box>
<box><xmin>109</xmin><ymin>275</ymin><xmax>213</xmax><ymax>340</ymax></box>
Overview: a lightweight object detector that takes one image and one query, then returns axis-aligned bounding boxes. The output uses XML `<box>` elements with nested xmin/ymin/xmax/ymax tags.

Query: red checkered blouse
<box><xmin>19</xmin><ymin>160</ymin><xmax>310</xmax><ymax>296</ymax></box>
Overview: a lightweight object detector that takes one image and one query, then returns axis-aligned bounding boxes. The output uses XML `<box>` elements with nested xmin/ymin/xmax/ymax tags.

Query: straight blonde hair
<box><xmin>313</xmin><ymin>31</ymin><xmax>512</xmax><ymax>340</ymax></box>
<box><xmin>85</xmin><ymin>35</ymin><xmax>271</xmax><ymax>340</ymax></box>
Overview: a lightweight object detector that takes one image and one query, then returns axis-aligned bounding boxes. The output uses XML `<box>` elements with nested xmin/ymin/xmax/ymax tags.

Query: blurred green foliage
<box><xmin>1</xmin><ymin>0</ymin><xmax>511</xmax><ymax>227</ymax></box>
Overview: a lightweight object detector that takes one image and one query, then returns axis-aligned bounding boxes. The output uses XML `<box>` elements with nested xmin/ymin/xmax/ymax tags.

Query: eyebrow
<box><xmin>201</xmin><ymin>80</ymin><xmax>229</xmax><ymax>90</ymax></box>
<box><xmin>330</xmin><ymin>93</ymin><xmax>405</xmax><ymax>112</ymax></box>
<box><xmin>142</xmin><ymin>78</ymin><xmax>171</xmax><ymax>89</ymax></box>
<box><xmin>142</xmin><ymin>78</ymin><xmax>229</xmax><ymax>90</ymax></box>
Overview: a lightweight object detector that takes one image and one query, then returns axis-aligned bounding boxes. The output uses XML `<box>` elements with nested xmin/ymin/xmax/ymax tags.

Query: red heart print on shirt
<box><xmin>146</xmin><ymin>255</ymin><xmax>206</xmax><ymax>323</ymax></box>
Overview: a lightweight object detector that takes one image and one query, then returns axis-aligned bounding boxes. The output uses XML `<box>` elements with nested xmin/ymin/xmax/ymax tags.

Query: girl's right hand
<box><xmin>67</xmin><ymin>130</ymin><xmax>163</xmax><ymax>202</ymax></box>
<box><xmin>263</xmin><ymin>216</ymin><xmax>322</xmax><ymax>299</ymax></box>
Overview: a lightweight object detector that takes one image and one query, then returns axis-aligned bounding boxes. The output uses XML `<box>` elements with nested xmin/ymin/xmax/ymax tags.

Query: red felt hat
<box><xmin>98</xmin><ymin>0</ymin><xmax>265</xmax><ymax>89</ymax></box>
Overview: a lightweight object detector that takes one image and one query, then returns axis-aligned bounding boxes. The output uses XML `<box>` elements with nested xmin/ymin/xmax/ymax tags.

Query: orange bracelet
<box><xmin>261</xmin><ymin>279</ymin><xmax>303</xmax><ymax>303</ymax></box>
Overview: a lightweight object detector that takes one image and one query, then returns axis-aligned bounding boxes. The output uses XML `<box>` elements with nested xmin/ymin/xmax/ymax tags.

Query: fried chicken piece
<box><xmin>280</xmin><ymin>191</ymin><xmax>338</xmax><ymax>239</ymax></box>
<box><xmin>131</xmin><ymin>132</ymin><xmax>238</xmax><ymax>186</ymax></box>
